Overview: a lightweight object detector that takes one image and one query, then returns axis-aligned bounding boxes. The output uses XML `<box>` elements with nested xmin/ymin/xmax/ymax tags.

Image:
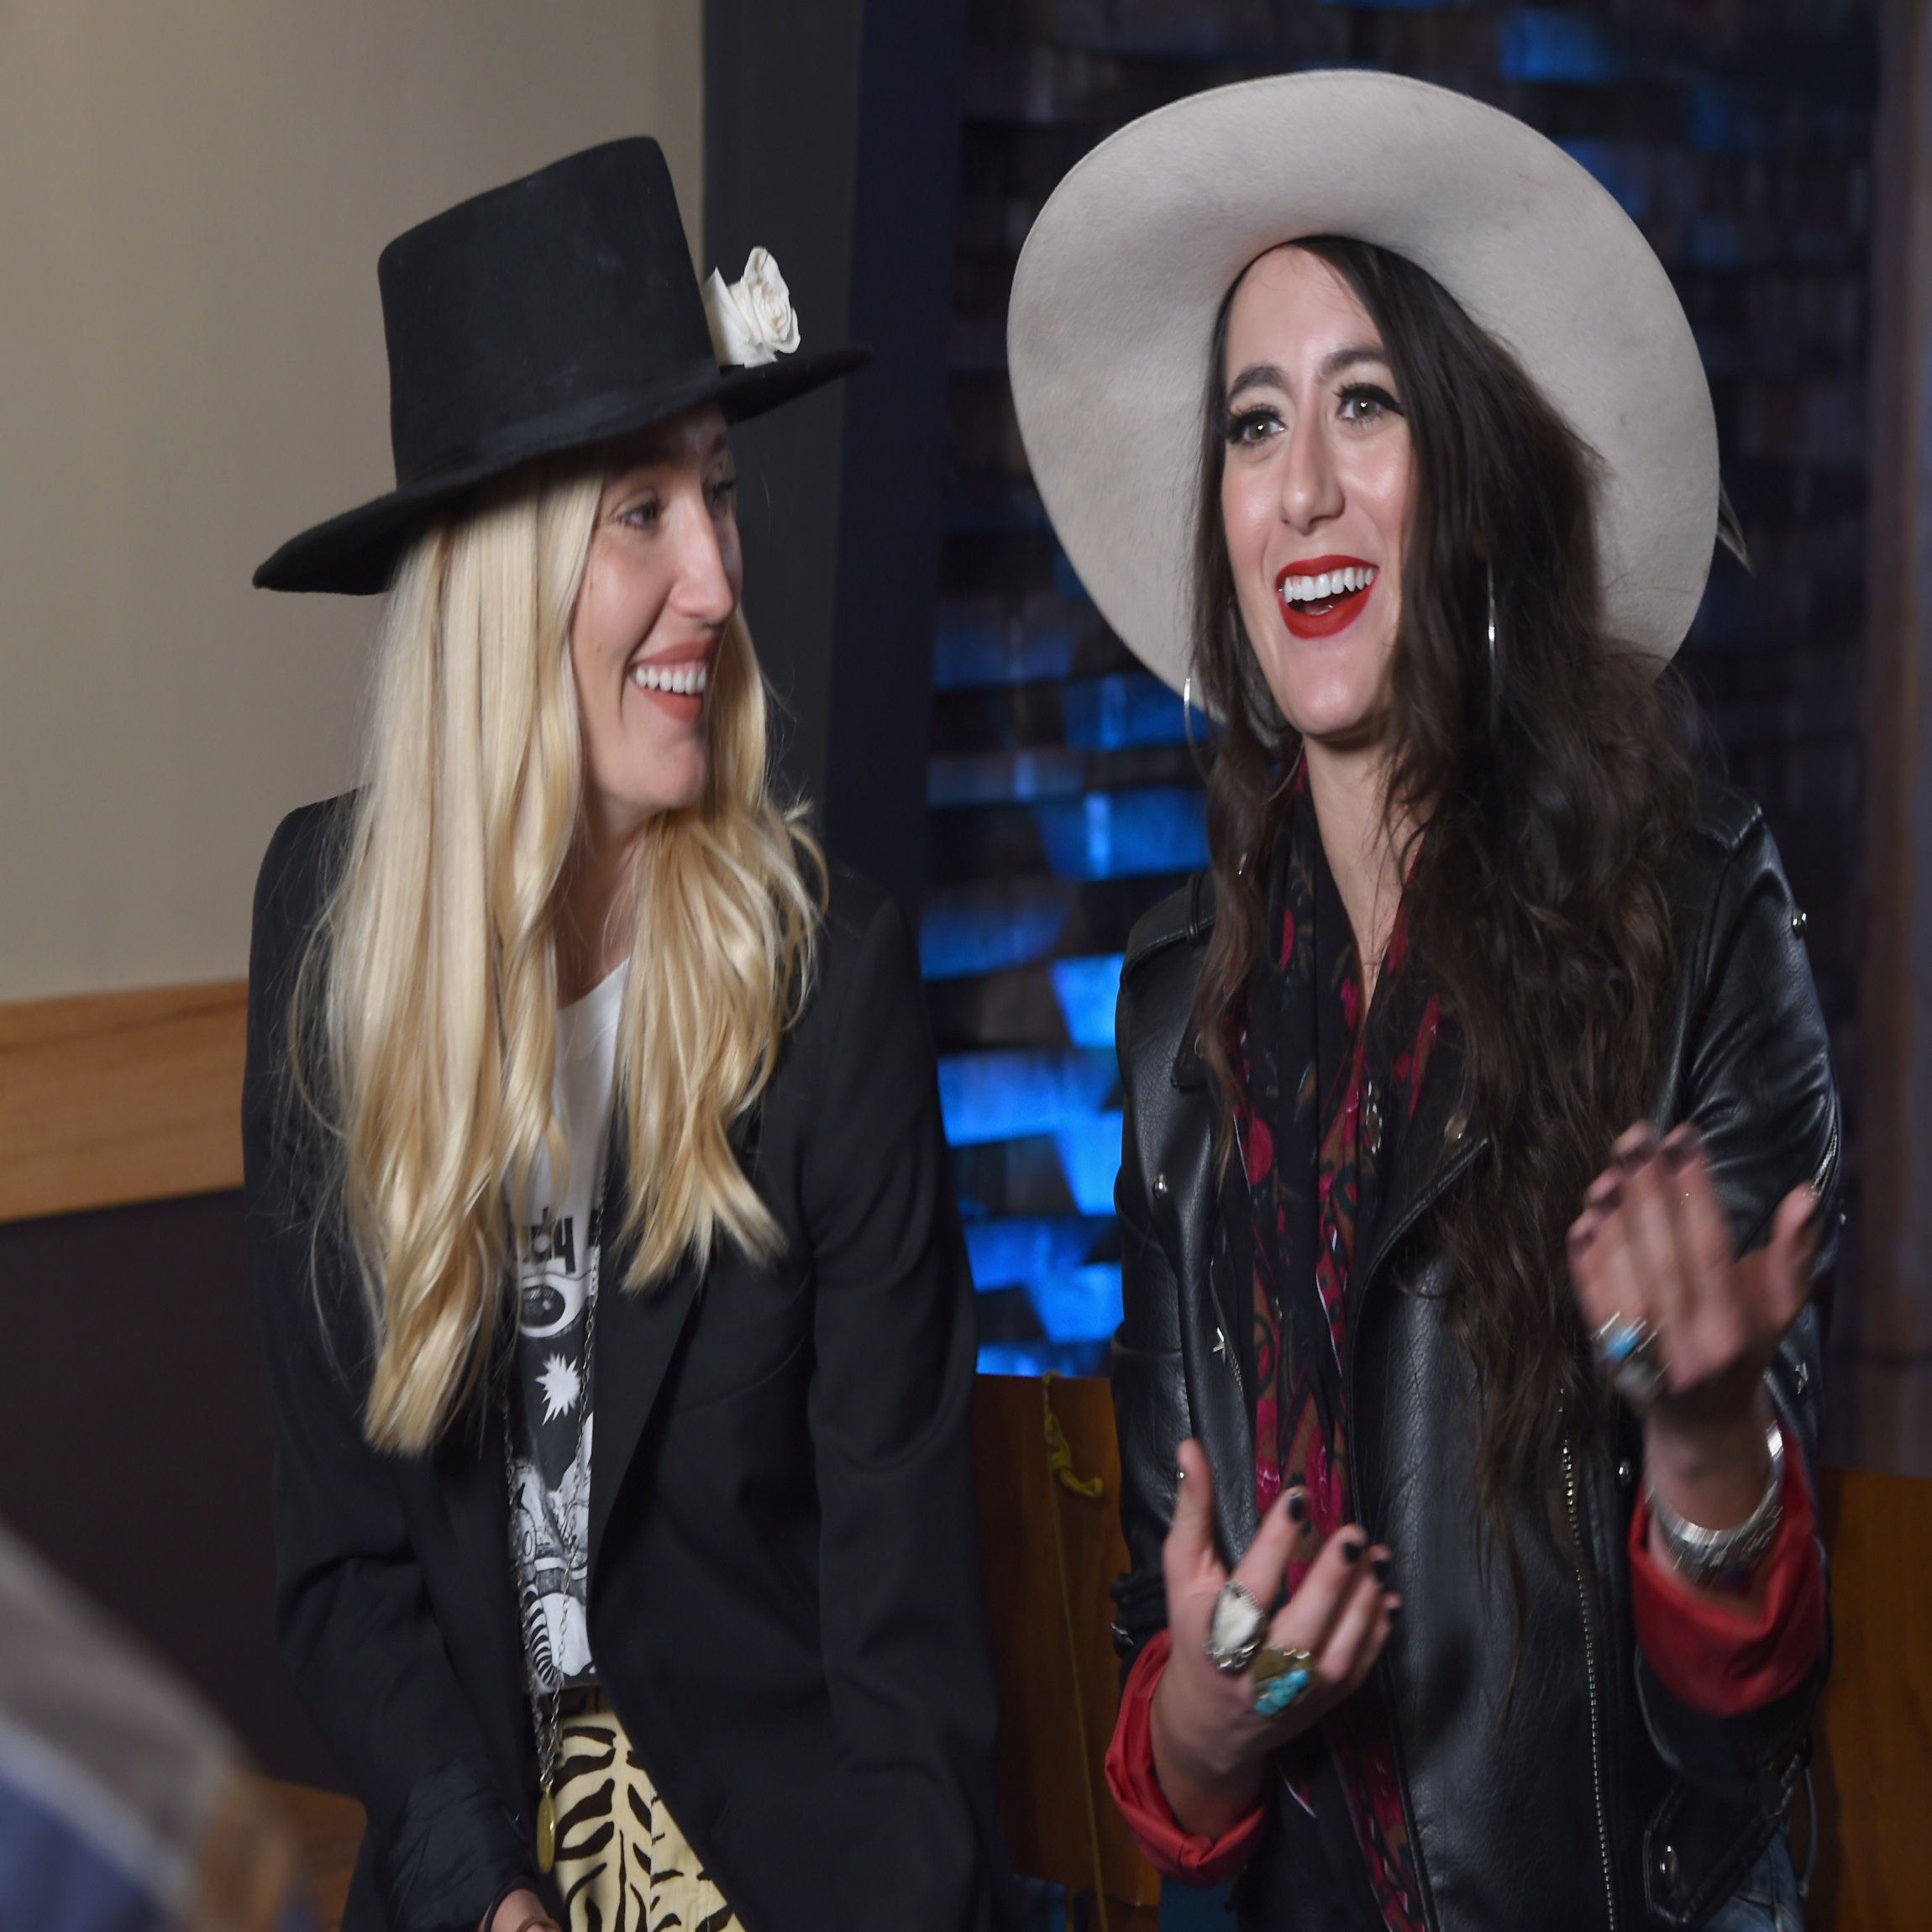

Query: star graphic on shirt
<box><xmin>537</xmin><ymin>1352</ymin><xmax>582</xmax><ymax>1424</ymax></box>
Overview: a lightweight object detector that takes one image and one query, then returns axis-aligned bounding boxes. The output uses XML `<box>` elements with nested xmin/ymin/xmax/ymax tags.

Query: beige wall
<box><xmin>0</xmin><ymin>2</ymin><xmax>702</xmax><ymax>1000</ymax></box>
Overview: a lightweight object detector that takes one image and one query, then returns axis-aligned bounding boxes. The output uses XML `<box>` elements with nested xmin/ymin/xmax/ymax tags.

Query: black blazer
<box><xmin>244</xmin><ymin>799</ymin><xmax>1012</xmax><ymax>1932</ymax></box>
<box><xmin>1110</xmin><ymin>783</ymin><xmax>1836</xmax><ymax>1931</ymax></box>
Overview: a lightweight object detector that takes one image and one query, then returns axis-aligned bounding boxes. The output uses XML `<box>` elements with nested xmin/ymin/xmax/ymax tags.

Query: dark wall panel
<box><xmin>0</xmin><ymin>1190</ymin><xmax>337</xmax><ymax>1788</ymax></box>
<box><xmin>705</xmin><ymin>0</ymin><xmax>867</xmax><ymax>823</ymax></box>
<box><xmin>706</xmin><ymin>0</ymin><xmax>970</xmax><ymax>912</ymax></box>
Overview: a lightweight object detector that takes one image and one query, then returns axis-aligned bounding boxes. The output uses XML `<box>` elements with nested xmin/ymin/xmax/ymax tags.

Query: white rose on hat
<box><xmin>704</xmin><ymin>246</ymin><xmax>802</xmax><ymax>366</ymax></box>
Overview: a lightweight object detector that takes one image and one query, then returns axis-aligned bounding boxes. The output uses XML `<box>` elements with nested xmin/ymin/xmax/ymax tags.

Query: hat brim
<box><xmin>1006</xmin><ymin>72</ymin><xmax>1717</xmax><ymax>693</ymax></box>
<box><xmin>254</xmin><ymin>344</ymin><xmax>869</xmax><ymax>595</ymax></box>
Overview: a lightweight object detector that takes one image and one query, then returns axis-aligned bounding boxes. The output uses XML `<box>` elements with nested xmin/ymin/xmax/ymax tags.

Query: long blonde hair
<box><xmin>294</xmin><ymin>458</ymin><xmax>824</xmax><ymax>1453</ymax></box>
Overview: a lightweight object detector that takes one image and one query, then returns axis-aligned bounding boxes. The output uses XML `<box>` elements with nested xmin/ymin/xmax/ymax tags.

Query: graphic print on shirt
<box><xmin>511</xmin><ymin>1196</ymin><xmax>597</xmax><ymax>1688</ymax></box>
<box><xmin>507</xmin><ymin>960</ymin><xmax>626</xmax><ymax>1693</ymax></box>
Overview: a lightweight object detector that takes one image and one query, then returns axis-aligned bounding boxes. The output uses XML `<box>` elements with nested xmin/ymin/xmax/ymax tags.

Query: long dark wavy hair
<box><xmin>1190</xmin><ymin>236</ymin><xmax>1698</xmax><ymax>1587</ymax></box>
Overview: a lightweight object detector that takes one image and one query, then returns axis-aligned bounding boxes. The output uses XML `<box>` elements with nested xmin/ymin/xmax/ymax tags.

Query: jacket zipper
<box><xmin>1563</xmin><ymin>1436</ymin><xmax>1618</xmax><ymax>1932</ymax></box>
<box><xmin>1811</xmin><ymin>1107</ymin><xmax>1840</xmax><ymax>1199</ymax></box>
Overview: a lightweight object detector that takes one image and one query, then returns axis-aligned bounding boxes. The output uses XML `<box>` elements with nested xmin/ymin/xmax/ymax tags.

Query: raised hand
<box><xmin>1150</xmin><ymin>1437</ymin><xmax>1399</xmax><ymax>1836</ymax></box>
<box><xmin>1567</xmin><ymin>1121</ymin><xmax>1819</xmax><ymax>1573</ymax></box>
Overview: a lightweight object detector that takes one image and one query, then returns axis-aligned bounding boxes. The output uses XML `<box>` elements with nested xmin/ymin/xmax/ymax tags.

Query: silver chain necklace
<box><xmin>501</xmin><ymin>1184</ymin><xmax>602</xmax><ymax>1875</ymax></box>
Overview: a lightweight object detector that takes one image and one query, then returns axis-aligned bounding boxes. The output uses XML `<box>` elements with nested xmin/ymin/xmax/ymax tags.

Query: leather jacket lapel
<box><xmin>1168</xmin><ymin>1021</ymin><xmax>1261</xmax><ymax>1564</ymax></box>
<box><xmin>1357</xmin><ymin>1026</ymin><xmax>1486</xmax><ymax>1314</ymax></box>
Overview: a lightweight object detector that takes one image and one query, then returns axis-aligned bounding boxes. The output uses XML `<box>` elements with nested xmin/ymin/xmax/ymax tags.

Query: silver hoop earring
<box><xmin>1486</xmin><ymin>559</ymin><xmax>1503</xmax><ymax>733</ymax></box>
<box><xmin>1182</xmin><ymin>673</ymin><xmax>1213</xmax><ymax>784</ymax></box>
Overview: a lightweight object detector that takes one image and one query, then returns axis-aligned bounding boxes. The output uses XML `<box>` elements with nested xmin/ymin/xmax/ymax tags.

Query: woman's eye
<box><xmin>1224</xmin><ymin>407</ymin><xmax>1282</xmax><ymax>448</ymax></box>
<box><xmin>706</xmin><ymin>473</ymin><xmax>738</xmax><ymax>513</ymax></box>
<box><xmin>1338</xmin><ymin>385</ymin><xmax>1399</xmax><ymax>425</ymax></box>
<box><xmin>619</xmin><ymin>496</ymin><xmax>663</xmax><ymax>530</ymax></box>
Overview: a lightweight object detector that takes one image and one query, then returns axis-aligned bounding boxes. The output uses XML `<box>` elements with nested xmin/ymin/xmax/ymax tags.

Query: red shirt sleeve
<box><xmin>1103</xmin><ymin>1629</ymin><xmax>1268</xmax><ymax>1886</ymax></box>
<box><xmin>1629</xmin><ymin>1444</ymin><xmax>1825</xmax><ymax>1717</ymax></box>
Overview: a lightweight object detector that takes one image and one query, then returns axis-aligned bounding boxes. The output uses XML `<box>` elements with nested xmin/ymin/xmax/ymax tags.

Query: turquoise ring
<box><xmin>1251</xmin><ymin>1646</ymin><xmax>1316</xmax><ymax>1718</ymax></box>
<box><xmin>1592</xmin><ymin>1312</ymin><xmax>1666</xmax><ymax>1410</ymax></box>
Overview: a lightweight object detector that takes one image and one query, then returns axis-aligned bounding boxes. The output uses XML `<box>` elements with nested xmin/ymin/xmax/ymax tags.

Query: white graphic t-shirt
<box><xmin>507</xmin><ymin>960</ymin><xmax>626</xmax><ymax>1691</ymax></box>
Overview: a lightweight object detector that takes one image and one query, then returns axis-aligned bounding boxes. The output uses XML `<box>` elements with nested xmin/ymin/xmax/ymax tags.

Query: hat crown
<box><xmin>376</xmin><ymin>138</ymin><xmax>714</xmax><ymax>486</ymax></box>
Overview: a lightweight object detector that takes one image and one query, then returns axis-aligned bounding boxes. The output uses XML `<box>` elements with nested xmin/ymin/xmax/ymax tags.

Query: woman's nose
<box><xmin>1279</xmin><ymin>411</ymin><xmax>1342</xmax><ymax>532</ymax></box>
<box><xmin>675</xmin><ymin>498</ymin><xmax>738</xmax><ymax>620</ymax></box>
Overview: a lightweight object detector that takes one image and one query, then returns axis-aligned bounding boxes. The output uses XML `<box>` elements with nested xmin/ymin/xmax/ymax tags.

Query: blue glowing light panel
<box><xmin>921</xmin><ymin>570</ymin><xmax>1210</xmax><ymax>1373</ymax></box>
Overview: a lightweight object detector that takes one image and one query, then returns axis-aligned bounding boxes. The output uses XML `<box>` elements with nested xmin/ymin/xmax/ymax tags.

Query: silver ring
<box><xmin>1204</xmin><ymin>1578</ymin><xmax>1267</xmax><ymax>1675</ymax></box>
<box><xmin>1593</xmin><ymin>1313</ymin><xmax>1667</xmax><ymax>1410</ymax></box>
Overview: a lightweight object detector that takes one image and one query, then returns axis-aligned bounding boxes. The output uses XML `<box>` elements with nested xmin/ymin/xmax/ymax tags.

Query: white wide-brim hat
<box><xmin>1006</xmin><ymin>71</ymin><xmax>1717</xmax><ymax>694</ymax></box>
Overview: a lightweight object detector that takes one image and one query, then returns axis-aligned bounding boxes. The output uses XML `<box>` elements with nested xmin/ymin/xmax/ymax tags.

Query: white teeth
<box><xmin>630</xmin><ymin>661</ymin><xmax>709</xmax><ymax>694</ymax></box>
<box><xmin>1281</xmin><ymin>565</ymin><xmax>1375</xmax><ymax>605</ymax></box>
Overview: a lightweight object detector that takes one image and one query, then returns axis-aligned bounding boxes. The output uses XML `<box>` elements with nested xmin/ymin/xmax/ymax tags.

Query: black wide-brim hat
<box><xmin>255</xmin><ymin>137</ymin><xmax>867</xmax><ymax>595</ymax></box>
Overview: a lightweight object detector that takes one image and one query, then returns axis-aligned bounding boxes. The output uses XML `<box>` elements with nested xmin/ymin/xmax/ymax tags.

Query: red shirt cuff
<box><xmin>1629</xmin><ymin>1442</ymin><xmax>1825</xmax><ymax>1716</ymax></box>
<box><xmin>1103</xmin><ymin>1629</ymin><xmax>1268</xmax><ymax>1886</ymax></box>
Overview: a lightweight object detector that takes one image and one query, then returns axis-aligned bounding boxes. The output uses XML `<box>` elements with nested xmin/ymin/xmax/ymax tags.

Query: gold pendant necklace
<box><xmin>537</xmin><ymin>1780</ymin><xmax>558</xmax><ymax>1872</ymax></box>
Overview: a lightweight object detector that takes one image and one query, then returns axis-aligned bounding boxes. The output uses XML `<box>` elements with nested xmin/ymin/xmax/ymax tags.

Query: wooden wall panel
<box><xmin>973</xmin><ymin>1373</ymin><xmax>1162</xmax><ymax>1919</ymax></box>
<box><xmin>270</xmin><ymin>1780</ymin><xmax>362</xmax><ymax>1932</ymax></box>
<box><xmin>1809</xmin><ymin>1465</ymin><xmax>1932</xmax><ymax>1932</ymax></box>
<box><xmin>0</xmin><ymin>979</ymin><xmax>246</xmax><ymax>1221</ymax></box>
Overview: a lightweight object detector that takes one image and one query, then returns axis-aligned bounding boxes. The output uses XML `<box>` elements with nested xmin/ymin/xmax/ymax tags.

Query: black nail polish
<box><xmin>1341</xmin><ymin>1538</ymin><xmax>1363</xmax><ymax>1566</ymax></box>
<box><xmin>1389</xmin><ymin>1601</ymin><xmax>1404</xmax><ymax>1620</ymax></box>
<box><xmin>1285</xmin><ymin>1490</ymin><xmax>1308</xmax><ymax>1524</ymax></box>
<box><xmin>1372</xmin><ymin>1556</ymin><xmax>1390</xmax><ymax>1584</ymax></box>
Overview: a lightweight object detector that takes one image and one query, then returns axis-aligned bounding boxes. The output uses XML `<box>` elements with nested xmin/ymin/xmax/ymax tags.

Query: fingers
<box><xmin>1735</xmin><ymin>1184</ymin><xmax>1819</xmax><ymax>1341</ymax></box>
<box><xmin>1252</xmin><ymin>1528</ymin><xmax>1398</xmax><ymax>1730</ymax></box>
<box><xmin>1561</xmin><ymin>1159</ymin><xmax>1623</xmax><ymax>1329</ymax></box>
<box><xmin>1226</xmin><ymin>1482</ymin><xmax>1312</xmax><ymax>1619</ymax></box>
<box><xmin>1576</xmin><ymin>1121</ymin><xmax>1819</xmax><ymax>1415</ymax></box>
<box><xmin>1572</xmin><ymin>1154</ymin><xmax>1653</xmax><ymax>1354</ymax></box>
<box><xmin>1667</xmin><ymin>1130</ymin><xmax>1736</xmax><ymax>1310</ymax></box>
<box><xmin>1636</xmin><ymin>1129</ymin><xmax>1735</xmax><ymax>1392</ymax></box>
<box><xmin>1617</xmin><ymin>1125</ymin><xmax>1694</xmax><ymax>1365</ymax></box>
<box><xmin>1264</xmin><ymin>1521</ymin><xmax>1386</xmax><ymax>1661</ymax></box>
<box><xmin>1163</xmin><ymin>1438</ymin><xmax>1221</xmax><ymax>1594</ymax></box>
<box><xmin>1311</xmin><ymin>1555</ymin><xmax>1398</xmax><ymax>1699</ymax></box>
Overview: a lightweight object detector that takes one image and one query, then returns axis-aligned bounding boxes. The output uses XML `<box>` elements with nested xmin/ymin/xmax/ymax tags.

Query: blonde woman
<box><xmin>244</xmin><ymin>141</ymin><xmax>1009</xmax><ymax>1932</ymax></box>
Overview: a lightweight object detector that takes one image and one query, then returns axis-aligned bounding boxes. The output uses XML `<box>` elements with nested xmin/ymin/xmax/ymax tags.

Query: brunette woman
<box><xmin>245</xmin><ymin>140</ymin><xmax>1010</xmax><ymax>1932</ymax></box>
<box><xmin>1009</xmin><ymin>76</ymin><xmax>1833</xmax><ymax>1930</ymax></box>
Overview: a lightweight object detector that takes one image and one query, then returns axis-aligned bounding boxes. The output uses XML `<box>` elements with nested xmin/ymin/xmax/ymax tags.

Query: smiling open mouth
<box><xmin>1276</xmin><ymin>559</ymin><xmax>1378</xmax><ymax>638</ymax></box>
<box><xmin>630</xmin><ymin>660</ymin><xmax>709</xmax><ymax>695</ymax></box>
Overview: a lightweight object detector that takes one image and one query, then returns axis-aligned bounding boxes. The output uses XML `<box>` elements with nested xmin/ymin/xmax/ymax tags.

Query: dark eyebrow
<box><xmin>1224</xmin><ymin>343</ymin><xmax>1391</xmax><ymax>404</ymax></box>
<box><xmin>1225</xmin><ymin>361</ymin><xmax>1286</xmax><ymax>403</ymax></box>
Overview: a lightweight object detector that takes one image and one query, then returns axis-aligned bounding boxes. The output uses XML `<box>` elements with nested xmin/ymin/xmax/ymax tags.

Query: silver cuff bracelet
<box><xmin>1645</xmin><ymin>1418</ymin><xmax>1785</xmax><ymax>1588</ymax></box>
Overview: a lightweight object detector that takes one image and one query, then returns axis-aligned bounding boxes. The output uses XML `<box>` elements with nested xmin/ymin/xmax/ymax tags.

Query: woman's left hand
<box><xmin>1567</xmin><ymin>1121</ymin><xmax>1820</xmax><ymax>1557</ymax></box>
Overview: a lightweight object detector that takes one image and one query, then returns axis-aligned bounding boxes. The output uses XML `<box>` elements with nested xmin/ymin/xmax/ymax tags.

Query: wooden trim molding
<box><xmin>0</xmin><ymin>979</ymin><xmax>247</xmax><ymax>1223</ymax></box>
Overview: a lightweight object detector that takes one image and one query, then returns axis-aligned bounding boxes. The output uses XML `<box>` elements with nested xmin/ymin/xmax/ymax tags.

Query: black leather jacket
<box><xmin>1110</xmin><ymin>784</ymin><xmax>1837</xmax><ymax>1932</ymax></box>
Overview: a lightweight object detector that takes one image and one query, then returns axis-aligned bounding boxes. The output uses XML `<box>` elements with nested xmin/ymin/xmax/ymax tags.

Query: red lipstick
<box><xmin>1275</xmin><ymin>554</ymin><xmax>1378</xmax><ymax>640</ymax></box>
